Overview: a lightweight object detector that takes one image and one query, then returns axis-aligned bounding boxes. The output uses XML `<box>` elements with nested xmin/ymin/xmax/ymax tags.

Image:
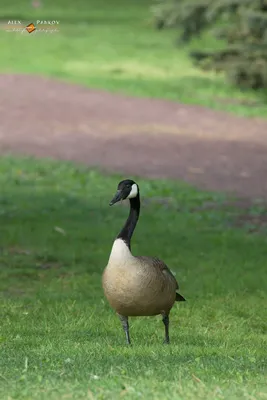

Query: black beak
<box><xmin>109</xmin><ymin>190</ymin><xmax>123</xmax><ymax>206</ymax></box>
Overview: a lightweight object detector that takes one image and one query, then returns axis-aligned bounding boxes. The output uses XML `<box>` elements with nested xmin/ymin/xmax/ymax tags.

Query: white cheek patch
<box><xmin>127</xmin><ymin>183</ymin><xmax>138</xmax><ymax>199</ymax></box>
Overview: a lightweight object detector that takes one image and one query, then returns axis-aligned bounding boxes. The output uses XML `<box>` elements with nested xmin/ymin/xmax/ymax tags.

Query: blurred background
<box><xmin>0</xmin><ymin>0</ymin><xmax>266</xmax><ymax>116</ymax></box>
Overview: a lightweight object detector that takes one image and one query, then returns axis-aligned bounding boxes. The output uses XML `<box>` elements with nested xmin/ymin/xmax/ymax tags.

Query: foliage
<box><xmin>0</xmin><ymin>156</ymin><xmax>267</xmax><ymax>399</ymax></box>
<box><xmin>153</xmin><ymin>0</ymin><xmax>267</xmax><ymax>89</ymax></box>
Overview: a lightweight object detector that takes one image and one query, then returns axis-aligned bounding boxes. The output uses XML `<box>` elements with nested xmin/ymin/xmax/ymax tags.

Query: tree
<box><xmin>152</xmin><ymin>0</ymin><xmax>267</xmax><ymax>89</ymax></box>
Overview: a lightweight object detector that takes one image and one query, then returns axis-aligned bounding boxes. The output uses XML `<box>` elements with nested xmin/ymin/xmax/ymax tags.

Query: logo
<box><xmin>26</xmin><ymin>23</ymin><xmax>36</xmax><ymax>33</ymax></box>
<box><xmin>1</xmin><ymin>19</ymin><xmax>60</xmax><ymax>34</ymax></box>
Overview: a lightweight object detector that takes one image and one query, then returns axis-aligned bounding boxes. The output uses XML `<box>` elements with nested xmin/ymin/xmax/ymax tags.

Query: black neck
<box><xmin>117</xmin><ymin>195</ymin><xmax>140</xmax><ymax>250</ymax></box>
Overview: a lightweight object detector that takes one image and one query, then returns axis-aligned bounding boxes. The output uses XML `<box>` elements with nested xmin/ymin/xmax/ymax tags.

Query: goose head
<box><xmin>109</xmin><ymin>179</ymin><xmax>139</xmax><ymax>206</ymax></box>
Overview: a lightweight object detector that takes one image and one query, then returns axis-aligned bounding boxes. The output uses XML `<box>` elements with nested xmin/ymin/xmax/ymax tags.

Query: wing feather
<box><xmin>136</xmin><ymin>256</ymin><xmax>179</xmax><ymax>289</ymax></box>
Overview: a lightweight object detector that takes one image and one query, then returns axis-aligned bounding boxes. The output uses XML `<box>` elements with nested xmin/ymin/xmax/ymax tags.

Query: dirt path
<box><xmin>1</xmin><ymin>74</ymin><xmax>267</xmax><ymax>198</ymax></box>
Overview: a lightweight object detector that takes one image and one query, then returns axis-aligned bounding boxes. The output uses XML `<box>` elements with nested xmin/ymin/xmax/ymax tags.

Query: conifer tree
<box><xmin>153</xmin><ymin>0</ymin><xmax>267</xmax><ymax>89</ymax></box>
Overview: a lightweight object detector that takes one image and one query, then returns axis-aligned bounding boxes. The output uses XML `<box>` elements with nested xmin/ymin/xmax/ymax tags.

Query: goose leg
<box><xmin>162</xmin><ymin>313</ymin><xmax>170</xmax><ymax>344</ymax></box>
<box><xmin>118</xmin><ymin>314</ymin><xmax>131</xmax><ymax>345</ymax></box>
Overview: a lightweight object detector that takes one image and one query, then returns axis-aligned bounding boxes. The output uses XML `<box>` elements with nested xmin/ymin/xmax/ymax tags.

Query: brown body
<box><xmin>102</xmin><ymin>239</ymin><xmax>178</xmax><ymax>317</ymax></box>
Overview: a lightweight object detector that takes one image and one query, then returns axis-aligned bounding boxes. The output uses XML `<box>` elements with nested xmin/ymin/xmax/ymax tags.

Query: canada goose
<box><xmin>102</xmin><ymin>179</ymin><xmax>185</xmax><ymax>345</ymax></box>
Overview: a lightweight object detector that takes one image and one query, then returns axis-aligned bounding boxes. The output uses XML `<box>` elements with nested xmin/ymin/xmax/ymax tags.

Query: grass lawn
<box><xmin>0</xmin><ymin>156</ymin><xmax>267</xmax><ymax>399</ymax></box>
<box><xmin>0</xmin><ymin>0</ymin><xmax>266</xmax><ymax>118</ymax></box>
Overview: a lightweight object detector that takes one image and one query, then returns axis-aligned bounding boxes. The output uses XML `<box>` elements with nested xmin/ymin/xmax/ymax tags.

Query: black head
<box><xmin>109</xmin><ymin>179</ymin><xmax>139</xmax><ymax>206</ymax></box>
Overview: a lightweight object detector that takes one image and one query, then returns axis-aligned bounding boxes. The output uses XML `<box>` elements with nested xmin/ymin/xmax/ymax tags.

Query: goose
<box><xmin>102</xmin><ymin>179</ymin><xmax>185</xmax><ymax>345</ymax></box>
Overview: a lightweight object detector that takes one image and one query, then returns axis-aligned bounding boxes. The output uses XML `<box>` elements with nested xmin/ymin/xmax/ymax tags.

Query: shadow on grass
<box><xmin>171</xmin><ymin>76</ymin><xmax>267</xmax><ymax>108</ymax></box>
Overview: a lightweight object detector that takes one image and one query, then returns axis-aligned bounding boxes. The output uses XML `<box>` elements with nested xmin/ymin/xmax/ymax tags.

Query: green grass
<box><xmin>0</xmin><ymin>0</ymin><xmax>266</xmax><ymax>117</ymax></box>
<box><xmin>0</xmin><ymin>155</ymin><xmax>267</xmax><ymax>399</ymax></box>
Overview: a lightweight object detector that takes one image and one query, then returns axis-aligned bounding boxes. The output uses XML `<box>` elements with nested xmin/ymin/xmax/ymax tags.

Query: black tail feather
<box><xmin>176</xmin><ymin>292</ymin><xmax>186</xmax><ymax>302</ymax></box>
